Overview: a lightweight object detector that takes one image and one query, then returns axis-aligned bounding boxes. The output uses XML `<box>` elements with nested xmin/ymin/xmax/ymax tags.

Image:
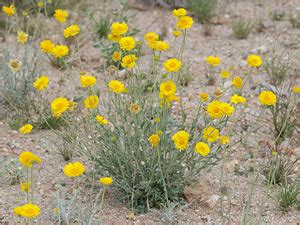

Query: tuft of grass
<box><xmin>232</xmin><ymin>18</ymin><xmax>252</xmax><ymax>39</ymax></box>
<box><xmin>289</xmin><ymin>15</ymin><xmax>300</xmax><ymax>29</ymax></box>
<box><xmin>278</xmin><ymin>182</ymin><xmax>299</xmax><ymax>212</ymax></box>
<box><xmin>271</xmin><ymin>9</ymin><xmax>285</xmax><ymax>21</ymax></box>
<box><xmin>94</xmin><ymin>15</ymin><xmax>111</xmax><ymax>39</ymax></box>
<box><xmin>187</xmin><ymin>0</ymin><xmax>217</xmax><ymax>24</ymax></box>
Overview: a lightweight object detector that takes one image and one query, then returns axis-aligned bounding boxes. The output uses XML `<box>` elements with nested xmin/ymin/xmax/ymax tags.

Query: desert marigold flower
<box><xmin>230</xmin><ymin>94</ymin><xmax>246</xmax><ymax>104</ymax></box>
<box><xmin>2</xmin><ymin>4</ymin><xmax>15</xmax><ymax>16</ymax></box>
<box><xmin>172</xmin><ymin>29</ymin><xmax>182</xmax><ymax>37</ymax></box>
<box><xmin>112</xmin><ymin>51</ymin><xmax>121</xmax><ymax>62</ymax></box>
<box><xmin>54</xmin><ymin>9</ymin><xmax>69</xmax><ymax>23</ymax></box>
<box><xmin>164</xmin><ymin>58</ymin><xmax>182</xmax><ymax>72</ymax></box>
<box><xmin>20</xmin><ymin>124</ymin><xmax>33</xmax><ymax>134</ymax></box>
<box><xmin>8</xmin><ymin>59</ymin><xmax>22</xmax><ymax>73</ymax></box>
<box><xmin>17</xmin><ymin>31</ymin><xmax>28</xmax><ymax>44</ymax></box>
<box><xmin>14</xmin><ymin>204</ymin><xmax>40</xmax><ymax>218</ymax></box>
<box><xmin>99</xmin><ymin>176</ymin><xmax>113</xmax><ymax>186</ymax></box>
<box><xmin>159</xmin><ymin>80</ymin><xmax>177</xmax><ymax>98</ymax></box>
<box><xmin>232</xmin><ymin>76</ymin><xmax>243</xmax><ymax>88</ymax></box>
<box><xmin>108</xmin><ymin>80</ymin><xmax>126</xmax><ymax>94</ymax></box>
<box><xmin>34</xmin><ymin>76</ymin><xmax>49</xmax><ymax>91</ymax></box>
<box><xmin>220</xmin><ymin>136</ymin><xmax>230</xmax><ymax>145</ymax></box>
<box><xmin>144</xmin><ymin>32</ymin><xmax>159</xmax><ymax>43</ymax></box>
<box><xmin>20</xmin><ymin>182</ymin><xmax>30</xmax><ymax>192</ymax></box>
<box><xmin>173</xmin><ymin>8</ymin><xmax>187</xmax><ymax>17</ymax></box>
<box><xmin>111</xmin><ymin>22</ymin><xmax>128</xmax><ymax>36</ymax></box>
<box><xmin>176</xmin><ymin>16</ymin><xmax>193</xmax><ymax>30</ymax></box>
<box><xmin>152</xmin><ymin>40</ymin><xmax>170</xmax><ymax>51</ymax></box>
<box><xmin>203</xmin><ymin>126</ymin><xmax>219</xmax><ymax>143</ymax></box>
<box><xmin>96</xmin><ymin>115</ymin><xmax>108</xmax><ymax>125</ymax></box>
<box><xmin>221</xmin><ymin>102</ymin><xmax>235</xmax><ymax>116</ymax></box>
<box><xmin>51</xmin><ymin>97</ymin><xmax>70</xmax><ymax>118</ymax></box>
<box><xmin>130</xmin><ymin>103</ymin><xmax>141</xmax><ymax>114</ymax></box>
<box><xmin>172</xmin><ymin>130</ymin><xmax>190</xmax><ymax>150</ymax></box>
<box><xmin>205</xmin><ymin>56</ymin><xmax>221</xmax><ymax>67</ymax></box>
<box><xmin>64</xmin><ymin>24</ymin><xmax>80</xmax><ymax>38</ymax></box>
<box><xmin>221</xmin><ymin>70</ymin><xmax>230</xmax><ymax>78</ymax></box>
<box><xmin>19</xmin><ymin>152</ymin><xmax>42</xmax><ymax>168</ymax></box>
<box><xmin>80</xmin><ymin>75</ymin><xmax>96</xmax><ymax>88</ymax></box>
<box><xmin>40</xmin><ymin>39</ymin><xmax>55</xmax><ymax>53</ymax></box>
<box><xmin>154</xmin><ymin>117</ymin><xmax>161</xmax><ymax>123</ymax></box>
<box><xmin>64</xmin><ymin>162</ymin><xmax>85</xmax><ymax>177</ymax></box>
<box><xmin>108</xmin><ymin>33</ymin><xmax>121</xmax><ymax>42</ymax></box>
<box><xmin>247</xmin><ymin>54</ymin><xmax>262</xmax><ymax>67</ymax></box>
<box><xmin>148</xmin><ymin>134</ymin><xmax>160</xmax><ymax>147</ymax></box>
<box><xmin>119</xmin><ymin>36</ymin><xmax>136</xmax><ymax>51</ymax></box>
<box><xmin>51</xmin><ymin>45</ymin><xmax>69</xmax><ymax>58</ymax></box>
<box><xmin>258</xmin><ymin>91</ymin><xmax>277</xmax><ymax>106</ymax></box>
<box><xmin>199</xmin><ymin>92</ymin><xmax>209</xmax><ymax>102</ymax></box>
<box><xmin>84</xmin><ymin>95</ymin><xmax>99</xmax><ymax>109</ymax></box>
<box><xmin>22</xmin><ymin>10</ymin><xmax>29</xmax><ymax>17</ymax></box>
<box><xmin>37</xmin><ymin>1</ymin><xmax>44</xmax><ymax>7</ymax></box>
<box><xmin>121</xmin><ymin>54</ymin><xmax>138</xmax><ymax>69</ymax></box>
<box><xmin>292</xmin><ymin>86</ymin><xmax>300</xmax><ymax>94</ymax></box>
<box><xmin>206</xmin><ymin>100</ymin><xmax>224</xmax><ymax>119</ymax></box>
<box><xmin>194</xmin><ymin>142</ymin><xmax>210</xmax><ymax>157</ymax></box>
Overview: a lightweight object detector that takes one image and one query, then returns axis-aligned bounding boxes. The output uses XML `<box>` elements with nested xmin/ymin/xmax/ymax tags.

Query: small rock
<box><xmin>205</xmin><ymin>194</ymin><xmax>220</xmax><ymax>208</ymax></box>
<box><xmin>118</xmin><ymin>70</ymin><xmax>127</xmax><ymax>80</ymax></box>
<box><xmin>183</xmin><ymin>177</ymin><xmax>213</xmax><ymax>203</ymax></box>
<box><xmin>127</xmin><ymin>0</ymin><xmax>155</xmax><ymax>11</ymax></box>
<box><xmin>225</xmin><ymin>159</ymin><xmax>239</xmax><ymax>173</ymax></box>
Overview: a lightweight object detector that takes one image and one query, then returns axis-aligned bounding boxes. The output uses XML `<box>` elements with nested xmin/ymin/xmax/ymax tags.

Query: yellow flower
<box><xmin>8</xmin><ymin>59</ymin><xmax>22</xmax><ymax>73</ymax></box>
<box><xmin>119</xmin><ymin>36</ymin><xmax>136</xmax><ymax>51</ymax></box>
<box><xmin>247</xmin><ymin>54</ymin><xmax>262</xmax><ymax>67</ymax></box>
<box><xmin>37</xmin><ymin>1</ymin><xmax>44</xmax><ymax>7</ymax></box>
<box><xmin>2</xmin><ymin>4</ymin><xmax>15</xmax><ymax>16</ymax></box>
<box><xmin>206</xmin><ymin>100</ymin><xmax>224</xmax><ymax>119</ymax></box>
<box><xmin>20</xmin><ymin>182</ymin><xmax>30</xmax><ymax>192</ymax></box>
<box><xmin>19</xmin><ymin>152</ymin><xmax>42</xmax><ymax>168</ymax></box>
<box><xmin>84</xmin><ymin>95</ymin><xmax>99</xmax><ymax>109</ymax></box>
<box><xmin>51</xmin><ymin>45</ymin><xmax>69</xmax><ymax>58</ymax></box>
<box><xmin>156</xmin><ymin>130</ymin><xmax>163</xmax><ymax>136</ymax></box>
<box><xmin>205</xmin><ymin>56</ymin><xmax>221</xmax><ymax>67</ymax></box>
<box><xmin>221</xmin><ymin>70</ymin><xmax>230</xmax><ymax>78</ymax></box>
<box><xmin>159</xmin><ymin>80</ymin><xmax>177</xmax><ymax>99</ymax></box>
<box><xmin>154</xmin><ymin>117</ymin><xmax>161</xmax><ymax>123</ymax></box>
<box><xmin>164</xmin><ymin>58</ymin><xmax>182</xmax><ymax>72</ymax></box>
<box><xmin>54</xmin><ymin>9</ymin><xmax>69</xmax><ymax>23</ymax></box>
<box><xmin>173</xmin><ymin>8</ymin><xmax>187</xmax><ymax>17</ymax></box>
<box><xmin>112</xmin><ymin>51</ymin><xmax>121</xmax><ymax>62</ymax></box>
<box><xmin>40</xmin><ymin>40</ymin><xmax>55</xmax><ymax>53</ymax></box>
<box><xmin>230</xmin><ymin>94</ymin><xmax>246</xmax><ymax>104</ymax></box>
<box><xmin>64</xmin><ymin>25</ymin><xmax>80</xmax><ymax>38</ymax></box>
<box><xmin>172</xmin><ymin>29</ymin><xmax>182</xmax><ymax>37</ymax></box>
<box><xmin>221</xmin><ymin>103</ymin><xmax>235</xmax><ymax>116</ymax></box>
<box><xmin>152</xmin><ymin>41</ymin><xmax>170</xmax><ymax>51</ymax></box>
<box><xmin>53</xmin><ymin>208</ymin><xmax>59</xmax><ymax>214</ymax></box>
<box><xmin>108</xmin><ymin>80</ymin><xmax>126</xmax><ymax>94</ymax></box>
<box><xmin>148</xmin><ymin>134</ymin><xmax>160</xmax><ymax>147</ymax></box>
<box><xmin>80</xmin><ymin>75</ymin><xmax>96</xmax><ymax>88</ymax></box>
<box><xmin>20</xmin><ymin>124</ymin><xmax>33</xmax><ymax>134</ymax></box>
<box><xmin>220</xmin><ymin>136</ymin><xmax>230</xmax><ymax>145</ymax></box>
<box><xmin>172</xmin><ymin>130</ymin><xmax>190</xmax><ymax>150</ymax></box>
<box><xmin>121</xmin><ymin>54</ymin><xmax>138</xmax><ymax>69</ymax></box>
<box><xmin>96</xmin><ymin>115</ymin><xmax>108</xmax><ymax>125</ymax></box>
<box><xmin>130</xmin><ymin>103</ymin><xmax>141</xmax><ymax>114</ymax></box>
<box><xmin>199</xmin><ymin>92</ymin><xmax>209</xmax><ymax>102</ymax></box>
<box><xmin>194</xmin><ymin>142</ymin><xmax>210</xmax><ymax>157</ymax></box>
<box><xmin>144</xmin><ymin>32</ymin><xmax>159</xmax><ymax>43</ymax></box>
<box><xmin>111</xmin><ymin>22</ymin><xmax>128</xmax><ymax>36</ymax></box>
<box><xmin>203</xmin><ymin>126</ymin><xmax>219</xmax><ymax>143</ymax></box>
<box><xmin>108</xmin><ymin>33</ymin><xmax>121</xmax><ymax>42</ymax></box>
<box><xmin>258</xmin><ymin>91</ymin><xmax>277</xmax><ymax>106</ymax></box>
<box><xmin>232</xmin><ymin>76</ymin><xmax>243</xmax><ymax>88</ymax></box>
<box><xmin>99</xmin><ymin>176</ymin><xmax>113</xmax><ymax>186</ymax></box>
<box><xmin>292</xmin><ymin>86</ymin><xmax>300</xmax><ymax>94</ymax></box>
<box><xmin>34</xmin><ymin>76</ymin><xmax>49</xmax><ymax>91</ymax></box>
<box><xmin>51</xmin><ymin>97</ymin><xmax>70</xmax><ymax>118</ymax></box>
<box><xmin>64</xmin><ymin>162</ymin><xmax>85</xmax><ymax>177</ymax></box>
<box><xmin>16</xmin><ymin>204</ymin><xmax>40</xmax><ymax>218</ymax></box>
<box><xmin>23</xmin><ymin>11</ymin><xmax>29</xmax><ymax>17</ymax></box>
<box><xmin>176</xmin><ymin>16</ymin><xmax>193</xmax><ymax>30</ymax></box>
<box><xmin>17</xmin><ymin>31</ymin><xmax>28</xmax><ymax>44</ymax></box>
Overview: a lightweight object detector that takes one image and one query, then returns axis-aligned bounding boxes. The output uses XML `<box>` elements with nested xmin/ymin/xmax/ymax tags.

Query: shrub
<box><xmin>187</xmin><ymin>0</ymin><xmax>217</xmax><ymax>23</ymax></box>
<box><xmin>278</xmin><ymin>182</ymin><xmax>299</xmax><ymax>212</ymax></box>
<box><xmin>232</xmin><ymin>18</ymin><xmax>252</xmax><ymax>39</ymax></box>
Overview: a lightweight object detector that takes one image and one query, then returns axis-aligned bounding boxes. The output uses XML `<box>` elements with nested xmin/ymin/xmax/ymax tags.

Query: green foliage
<box><xmin>232</xmin><ymin>18</ymin><xmax>252</xmax><ymax>39</ymax></box>
<box><xmin>94</xmin><ymin>15</ymin><xmax>111</xmax><ymax>39</ymax></box>
<box><xmin>278</xmin><ymin>182</ymin><xmax>299</xmax><ymax>212</ymax></box>
<box><xmin>0</xmin><ymin>156</ymin><xmax>24</xmax><ymax>185</ymax></box>
<box><xmin>187</xmin><ymin>0</ymin><xmax>217</xmax><ymax>23</ymax></box>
